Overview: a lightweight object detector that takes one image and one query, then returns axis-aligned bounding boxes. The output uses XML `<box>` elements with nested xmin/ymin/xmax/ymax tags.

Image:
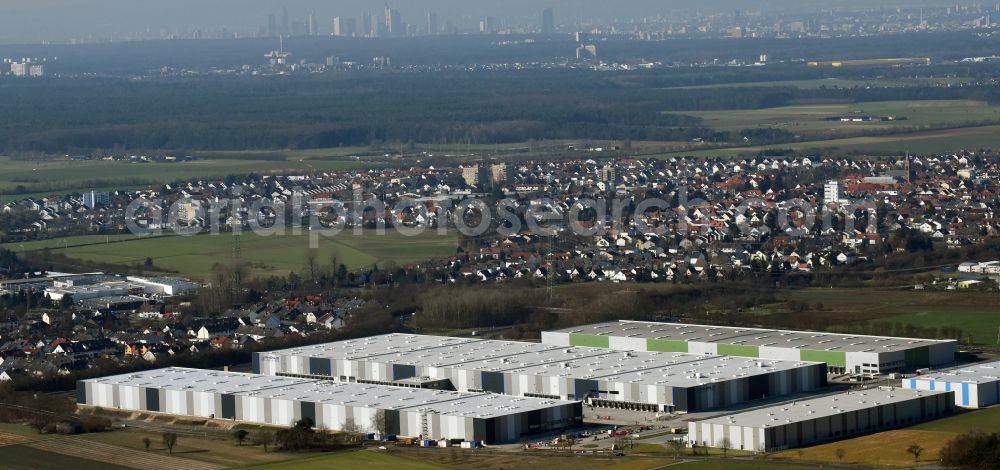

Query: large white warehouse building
<box><xmin>253</xmin><ymin>333</ymin><xmax>827</xmax><ymax>413</ymax></box>
<box><xmin>903</xmin><ymin>360</ymin><xmax>1000</xmax><ymax>408</ymax></box>
<box><xmin>688</xmin><ymin>387</ymin><xmax>954</xmax><ymax>452</ymax></box>
<box><xmin>76</xmin><ymin>367</ymin><xmax>581</xmax><ymax>443</ymax></box>
<box><xmin>543</xmin><ymin>321</ymin><xmax>955</xmax><ymax>375</ymax></box>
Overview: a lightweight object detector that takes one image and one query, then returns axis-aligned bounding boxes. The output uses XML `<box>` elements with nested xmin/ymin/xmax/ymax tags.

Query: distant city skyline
<box><xmin>0</xmin><ymin>0</ymin><xmax>989</xmax><ymax>44</ymax></box>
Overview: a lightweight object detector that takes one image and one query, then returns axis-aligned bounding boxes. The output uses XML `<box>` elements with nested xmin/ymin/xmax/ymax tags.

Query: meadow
<box><xmin>743</xmin><ymin>288</ymin><xmax>1000</xmax><ymax>345</ymax></box>
<box><xmin>667</xmin><ymin>77</ymin><xmax>971</xmax><ymax>90</ymax></box>
<box><xmin>0</xmin><ymin>155</ymin><xmax>365</xmax><ymax>202</ymax></box>
<box><xmin>248</xmin><ymin>449</ymin><xmax>677</xmax><ymax>470</ymax></box>
<box><xmin>241</xmin><ymin>450</ymin><xmax>444</xmax><ymax>470</ymax></box>
<box><xmin>680</xmin><ymin>100</ymin><xmax>1000</xmax><ymax>136</ymax></box>
<box><xmin>912</xmin><ymin>406</ymin><xmax>1000</xmax><ymax>433</ymax></box>
<box><xmin>662</xmin><ymin>123</ymin><xmax>1000</xmax><ymax>158</ymax></box>
<box><xmin>771</xmin><ymin>429</ymin><xmax>952</xmax><ymax>467</ymax></box>
<box><xmin>767</xmin><ymin>408</ymin><xmax>1000</xmax><ymax>467</ymax></box>
<box><xmin>672</xmin><ymin>461</ymin><xmax>817</xmax><ymax>470</ymax></box>
<box><xmin>1</xmin><ymin>231</ymin><xmax>458</xmax><ymax>280</ymax></box>
<box><xmin>758</xmin><ymin>288</ymin><xmax>1000</xmax><ymax>345</ymax></box>
<box><xmin>0</xmin><ymin>445</ymin><xmax>132</xmax><ymax>470</ymax></box>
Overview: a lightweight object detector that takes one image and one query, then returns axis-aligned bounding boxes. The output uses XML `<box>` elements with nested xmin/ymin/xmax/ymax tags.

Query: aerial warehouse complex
<box><xmin>903</xmin><ymin>360</ymin><xmax>1000</xmax><ymax>408</ymax></box>
<box><xmin>253</xmin><ymin>333</ymin><xmax>827</xmax><ymax>413</ymax></box>
<box><xmin>688</xmin><ymin>387</ymin><xmax>954</xmax><ymax>451</ymax></box>
<box><xmin>542</xmin><ymin>321</ymin><xmax>956</xmax><ymax>375</ymax></box>
<box><xmin>76</xmin><ymin>367</ymin><xmax>582</xmax><ymax>444</ymax></box>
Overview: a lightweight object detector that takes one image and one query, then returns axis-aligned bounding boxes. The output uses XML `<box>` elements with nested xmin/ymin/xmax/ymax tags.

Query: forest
<box><xmin>6</xmin><ymin>63</ymin><xmax>1000</xmax><ymax>153</ymax></box>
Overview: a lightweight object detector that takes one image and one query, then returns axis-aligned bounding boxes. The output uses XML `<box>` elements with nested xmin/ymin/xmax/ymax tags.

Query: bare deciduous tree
<box><xmin>252</xmin><ymin>430</ymin><xmax>275</xmax><ymax>452</ymax></box>
<box><xmin>370</xmin><ymin>409</ymin><xmax>387</xmax><ymax>439</ymax></box>
<box><xmin>342</xmin><ymin>416</ymin><xmax>362</xmax><ymax>444</ymax></box>
<box><xmin>305</xmin><ymin>249</ymin><xmax>319</xmax><ymax>282</ymax></box>
<box><xmin>162</xmin><ymin>432</ymin><xmax>178</xmax><ymax>454</ymax></box>
<box><xmin>719</xmin><ymin>437</ymin><xmax>732</xmax><ymax>457</ymax></box>
<box><xmin>667</xmin><ymin>439</ymin><xmax>685</xmax><ymax>456</ymax></box>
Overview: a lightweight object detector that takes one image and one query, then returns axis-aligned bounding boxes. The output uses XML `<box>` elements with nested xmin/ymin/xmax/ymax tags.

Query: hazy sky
<box><xmin>0</xmin><ymin>0</ymin><xmax>971</xmax><ymax>44</ymax></box>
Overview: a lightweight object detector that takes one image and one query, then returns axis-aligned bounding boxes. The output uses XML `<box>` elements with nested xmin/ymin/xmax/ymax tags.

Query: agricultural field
<box><xmin>681</xmin><ymin>100</ymin><xmax>1000</xmax><ymax>136</ymax></box>
<box><xmin>2</xmin><ymin>231</ymin><xmax>459</xmax><ymax>280</ymax></box>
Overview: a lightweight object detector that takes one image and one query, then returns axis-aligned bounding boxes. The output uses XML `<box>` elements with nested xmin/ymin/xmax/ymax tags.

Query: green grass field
<box><xmin>0</xmin><ymin>422</ymin><xmax>42</xmax><ymax>438</ymax></box>
<box><xmin>663</xmin><ymin>123</ymin><xmax>1000</xmax><ymax>158</ymax></box>
<box><xmin>79</xmin><ymin>430</ymin><xmax>292</xmax><ymax>468</ymax></box>
<box><xmin>742</xmin><ymin>288</ymin><xmax>1000</xmax><ymax>345</ymax></box>
<box><xmin>681</xmin><ymin>100</ymin><xmax>1000</xmax><ymax>135</ymax></box>
<box><xmin>2</xmin><ymin>231</ymin><xmax>458</xmax><ymax>279</ymax></box>
<box><xmin>795</xmin><ymin>288</ymin><xmax>999</xmax><ymax>345</ymax></box>
<box><xmin>882</xmin><ymin>309</ymin><xmax>1000</xmax><ymax>345</ymax></box>
<box><xmin>240</xmin><ymin>450</ymin><xmax>443</xmax><ymax>470</ymax></box>
<box><xmin>0</xmin><ymin>445</ymin><xmax>131</xmax><ymax>470</ymax></box>
<box><xmin>673</xmin><ymin>461</ymin><xmax>817</xmax><ymax>470</ymax></box>
<box><xmin>668</xmin><ymin>77</ymin><xmax>969</xmax><ymax>90</ymax></box>
<box><xmin>913</xmin><ymin>407</ymin><xmax>1000</xmax><ymax>433</ymax></box>
<box><xmin>771</xmin><ymin>428</ymin><xmax>953</xmax><ymax>467</ymax></box>
<box><xmin>241</xmin><ymin>450</ymin><xmax>680</xmax><ymax>470</ymax></box>
<box><xmin>0</xmin><ymin>155</ymin><xmax>363</xmax><ymax>200</ymax></box>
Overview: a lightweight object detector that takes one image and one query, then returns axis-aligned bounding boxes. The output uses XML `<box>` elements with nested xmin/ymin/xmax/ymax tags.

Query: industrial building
<box><xmin>45</xmin><ymin>281</ymin><xmax>136</xmax><ymax>302</ymax></box>
<box><xmin>76</xmin><ymin>367</ymin><xmax>581</xmax><ymax>444</ymax></box>
<box><xmin>253</xmin><ymin>333</ymin><xmax>827</xmax><ymax>413</ymax></box>
<box><xmin>126</xmin><ymin>276</ymin><xmax>199</xmax><ymax>296</ymax></box>
<box><xmin>688</xmin><ymin>387</ymin><xmax>954</xmax><ymax>451</ymax></box>
<box><xmin>903</xmin><ymin>360</ymin><xmax>1000</xmax><ymax>408</ymax></box>
<box><xmin>542</xmin><ymin>321</ymin><xmax>955</xmax><ymax>375</ymax></box>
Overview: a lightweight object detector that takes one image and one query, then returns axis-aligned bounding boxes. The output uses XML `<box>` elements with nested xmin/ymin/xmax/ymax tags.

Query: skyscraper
<box><xmin>480</xmin><ymin>17</ymin><xmax>495</xmax><ymax>33</ymax></box>
<box><xmin>369</xmin><ymin>13</ymin><xmax>381</xmax><ymax>37</ymax></box>
<box><xmin>385</xmin><ymin>5</ymin><xmax>402</xmax><ymax>36</ymax></box>
<box><xmin>427</xmin><ymin>12</ymin><xmax>438</xmax><ymax>35</ymax></box>
<box><xmin>542</xmin><ymin>8</ymin><xmax>555</xmax><ymax>34</ymax></box>
<box><xmin>333</xmin><ymin>16</ymin><xmax>356</xmax><ymax>37</ymax></box>
<box><xmin>308</xmin><ymin>12</ymin><xmax>317</xmax><ymax>36</ymax></box>
<box><xmin>281</xmin><ymin>7</ymin><xmax>290</xmax><ymax>35</ymax></box>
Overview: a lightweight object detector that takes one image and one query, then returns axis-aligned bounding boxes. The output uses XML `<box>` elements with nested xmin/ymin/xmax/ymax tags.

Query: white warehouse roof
<box><xmin>697</xmin><ymin>387</ymin><xmax>951</xmax><ymax>428</ymax></box>
<box><xmin>81</xmin><ymin>367</ymin><xmax>575</xmax><ymax>419</ymax></box>
<box><xmin>552</xmin><ymin>320</ymin><xmax>953</xmax><ymax>353</ymax></box>
<box><xmin>262</xmin><ymin>333</ymin><xmax>821</xmax><ymax>388</ymax></box>
<box><xmin>912</xmin><ymin>361</ymin><xmax>1000</xmax><ymax>384</ymax></box>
